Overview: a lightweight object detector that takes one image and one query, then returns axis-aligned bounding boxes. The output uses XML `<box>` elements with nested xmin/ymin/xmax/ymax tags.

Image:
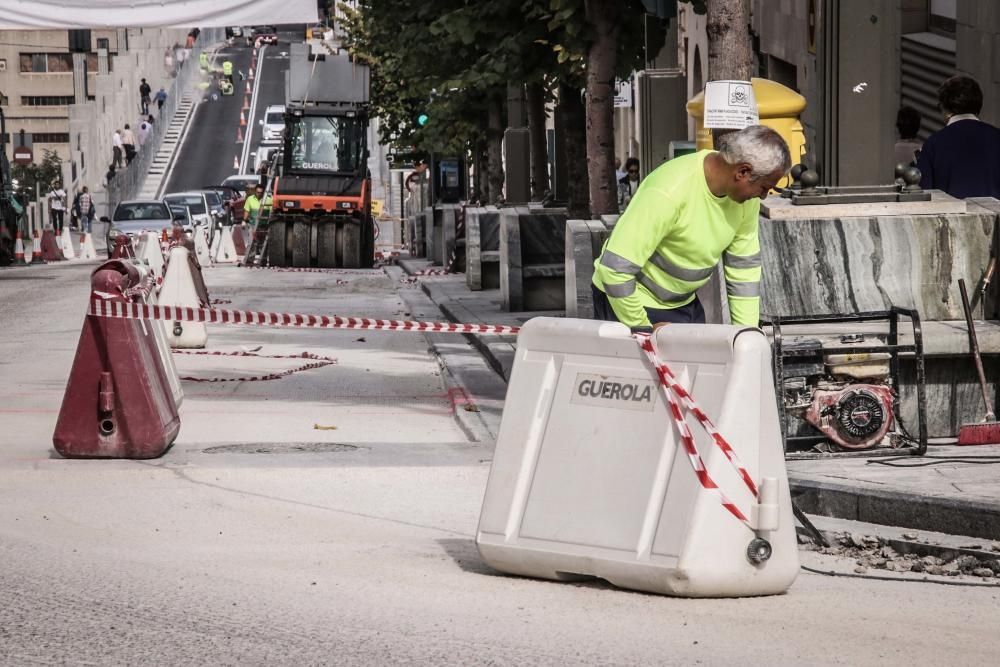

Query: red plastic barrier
<box><xmin>52</xmin><ymin>260</ymin><xmax>180</xmax><ymax>458</ymax></box>
<box><xmin>40</xmin><ymin>228</ymin><xmax>65</xmax><ymax>261</ymax></box>
<box><xmin>232</xmin><ymin>225</ymin><xmax>247</xmax><ymax>255</ymax></box>
<box><xmin>109</xmin><ymin>235</ymin><xmax>135</xmax><ymax>259</ymax></box>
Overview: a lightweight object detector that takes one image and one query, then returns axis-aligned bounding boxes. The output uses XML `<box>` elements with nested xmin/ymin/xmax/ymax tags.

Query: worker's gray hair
<box><xmin>718</xmin><ymin>125</ymin><xmax>792</xmax><ymax>181</ymax></box>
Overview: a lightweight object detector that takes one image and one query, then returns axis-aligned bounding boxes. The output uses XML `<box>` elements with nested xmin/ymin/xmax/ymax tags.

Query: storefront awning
<box><xmin>0</xmin><ymin>0</ymin><xmax>319</xmax><ymax>29</ymax></box>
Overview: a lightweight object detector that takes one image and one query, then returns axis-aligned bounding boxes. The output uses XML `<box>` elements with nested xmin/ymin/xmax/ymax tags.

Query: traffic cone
<box><xmin>236</xmin><ymin>126</ymin><xmax>244</xmax><ymax>143</ymax></box>
<box><xmin>233</xmin><ymin>155</ymin><xmax>239</xmax><ymax>170</ymax></box>
<box><xmin>79</xmin><ymin>232</ymin><xmax>97</xmax><ymax>260</ymax></box>
<box><xmin>240</xmin><ymin>110</ymin><xmax>246</xmax><ymax>126</ymax></box>
<box><xmin>13</xmin><ymin>230</ymin><xmax>26</xmax><ymax>265</ymax></box>
<box><xmin>246</xmin><ymin>80</ymin><xmax>252</xmax><ymax>94</ymax></box>
<box><xmin>248</xmin><ymin>66</ymin><xmax>254</xmax><ymax>81</ymax></box>
<box><xmin>30</xmin><ymin>229</ymin><xmax>45</xmax><ymax>264</ymax></box>
<box><xmin>61</xmin><ymin>226</ymin><xmax>76</xmax><ymax>259</ymax></box>
<box><xmin>242</xmin><ymin>95</ymin><xmax>249</xmax><ymax>112</ymax></box>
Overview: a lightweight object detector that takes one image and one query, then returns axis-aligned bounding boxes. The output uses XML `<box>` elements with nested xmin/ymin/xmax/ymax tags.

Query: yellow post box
<box><xmin>686</xmin><ymin>78</ymin><xmax>807</xmax><ymax>188</ymax></box>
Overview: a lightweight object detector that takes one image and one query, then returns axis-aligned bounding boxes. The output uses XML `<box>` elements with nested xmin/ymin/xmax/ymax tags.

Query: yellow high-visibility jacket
<box><xmin>592</xmin><ymin>150</ymin><xmax>762</xmax><ymax>328</ymax></box>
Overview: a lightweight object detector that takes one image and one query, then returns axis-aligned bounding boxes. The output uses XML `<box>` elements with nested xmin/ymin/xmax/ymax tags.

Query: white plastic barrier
<box><xmin>212</xmin><ymin>223</ymin><xmax>238</xmax><ymax>264</ymax></box>
<box><xmin>134</xmin><ymin>232</ymin><xmax>166</xmax><ymax>284</ymax></box>
<box><xmin>194</xmin><ymin>226</ymin><xmax>213</xmax><ymax>267</ymax></box>
<box><xmin>158</xmin><ymin>245</ymin><xmax>208</xmax><ymax>348</ymax></box>
<box><xmin>131</xmin><ymin>262</ymin><xmax>184</xmax><ymax>408</ymax></box>
<box><xmin>476</xmin><ymin>318</ymin><xmax>798</xmax><ymax>598</ymax></box>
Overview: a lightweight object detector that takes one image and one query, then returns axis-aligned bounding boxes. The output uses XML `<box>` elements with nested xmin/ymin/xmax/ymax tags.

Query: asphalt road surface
<box><xmin>2</xmin><ymin>260</ymin><xmax>1000</xmax><ymax>665</ymax></box>
<box><xmin>163</xmin><ymin>29</ymin><xmax>296</xmax><ymax>194</ymax></box>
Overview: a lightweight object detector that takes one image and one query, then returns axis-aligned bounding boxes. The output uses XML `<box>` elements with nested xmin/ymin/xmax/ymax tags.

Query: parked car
<box><xmin>103</xmin><ymin>199</ymin><xmax>179</xmax><ymax>258</ymax></box>
<box><xmin>261</xmin><ymin>104</ymin><xmax>285</xmax><ymax>143</ymax></box>
<box><xmin>249</xmin><ymin>26</ymin><xmax>278</xmax><ymax>46</ymax></box>
<box><xmin>253</xmin><ymin>145</ymin><xmax>279</xmax><ymax>174</ymax></box>
<box><xmin>220</xmin><ymin>174</ymin><xmax>264</xmax><ymax>221</ymax></box>
<box><xmin>163</xmin><ymin>191</ymin><xmax>214</xmax><ymax>228</ymax></box>
<box><xmin>193</xmin><ymin>188</ymin><xmax>228</xmax><ymax>224</ymax></box>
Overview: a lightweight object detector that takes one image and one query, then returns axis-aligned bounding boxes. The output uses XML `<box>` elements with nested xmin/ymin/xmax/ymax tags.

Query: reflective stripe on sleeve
<box><xmin>604</xmin><ymin>279</ymin><xmax>637</xmax><ymax>298</ymax></box>
<box><xmin>600</xmin><ymin>250</ymin><xmax>642</xmax><ymax>275</ymax></box>
<box><xmin>723</xmin><ymin>251</ymin><xmax>761</xmax><ymax>270</ymax></box>
<box><xmin>726</xmin><ymin>280</ymin><xmax>761</xmax><ymax>298</ymax></box>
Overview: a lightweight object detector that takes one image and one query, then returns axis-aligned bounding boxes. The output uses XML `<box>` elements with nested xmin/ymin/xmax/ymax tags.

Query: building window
<box><xmin>96</xmin><ymin>37</ymin><xmax>110</xmax><ymax>51</ymax></box>
<box><xmin>18</xmin><ymin>53</ymin><xmax>73</xmax><ymax>73</ymax></box>
<box><xmin>929</xmin><ymin>0</ymin><xmax>956</xmax><ymax>35</ymax></box>
<box><xmin>21</xmin><ymin>96</ymin><xmax>76</xmax><ymax>106</ymax></box>
<box><xmin>32</xmin><ymin>133</ymin><xmax>71</xmax><ymax>143</ymax></box>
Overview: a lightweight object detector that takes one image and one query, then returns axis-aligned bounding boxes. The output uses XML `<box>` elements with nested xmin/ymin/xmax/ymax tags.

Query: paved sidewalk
<box><xmin>400</xmin><ymin>256</ymin><xmax>1000</xmax><ymax>541</ymax></box>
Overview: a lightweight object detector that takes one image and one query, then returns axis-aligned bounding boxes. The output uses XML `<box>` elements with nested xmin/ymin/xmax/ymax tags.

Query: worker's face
<box><xmin>732</xmin><ymin>165</ymin><xmax>785</xmax><ymax>203</ymax></box>
<box><xmin>254</xmin><ymin>188</ymin><xmax>264</xmax><ymax>198</ymax></box>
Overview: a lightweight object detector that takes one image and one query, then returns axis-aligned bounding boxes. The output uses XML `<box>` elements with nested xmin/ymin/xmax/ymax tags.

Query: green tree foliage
<box><xmin>11</xmin><ymin>149</ymin><xmax>63</xmax><ymax>203</ymax></box>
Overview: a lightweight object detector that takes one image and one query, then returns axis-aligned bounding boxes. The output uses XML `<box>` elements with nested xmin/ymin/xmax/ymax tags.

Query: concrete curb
<box><xmin>790</xmin><ymin>475</ymin><xmax>1000</xmax><ymax>540</ymax></box>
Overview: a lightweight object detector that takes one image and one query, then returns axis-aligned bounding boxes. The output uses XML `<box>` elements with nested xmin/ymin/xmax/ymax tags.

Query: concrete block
<box><xmin>565</xmin><ymin>220</ymin><xmax>594</xmax><ymax>318</ymax></box>
<box><xmin>500</xmin><ymin>206</ymin><xmax>568</xmax><ymax>312</ymax></box>
<box><xmin>466</xmin><ymin>206</ymin><xmax>501</xmax><ymax>291</ymax></box>
<box><xmin>761</xmin><ymin>190</ymin><xmax>967</xmax><ymax>220</ymax></box>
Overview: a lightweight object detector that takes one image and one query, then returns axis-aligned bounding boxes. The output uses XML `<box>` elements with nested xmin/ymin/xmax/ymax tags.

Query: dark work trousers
<box><xmin>591</xmin><ymin>285</ymin><xmax>706</xmax><ymax>326</ymax></box>
<box><xmin>51</xmin><ymin>209</ymin><xmax>64</xmax><ymax>234</ymax></box>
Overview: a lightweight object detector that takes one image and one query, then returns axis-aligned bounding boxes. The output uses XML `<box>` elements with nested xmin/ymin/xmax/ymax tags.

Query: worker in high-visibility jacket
<box><xmin>222</xmin><ymin>60</ymin><xmax>233</xmax><ymax>84</ymax></box>
<box><xmin>592</xmin><ymin>125</ymin><xmax>791</xmax><ymax>329</ymax></box>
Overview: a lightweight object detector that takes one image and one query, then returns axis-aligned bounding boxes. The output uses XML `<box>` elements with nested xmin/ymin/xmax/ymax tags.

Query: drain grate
<box><xmin>202</xmin><ymin>442</ymin><xmax>361</xmax><ymax>454</ymax></box>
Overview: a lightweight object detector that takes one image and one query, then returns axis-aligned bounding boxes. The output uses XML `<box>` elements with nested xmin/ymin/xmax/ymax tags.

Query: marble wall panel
<box><xmin>760</xmin><ymin>212</ymin><xmax>995</xmax><ymax>321</ymax></box>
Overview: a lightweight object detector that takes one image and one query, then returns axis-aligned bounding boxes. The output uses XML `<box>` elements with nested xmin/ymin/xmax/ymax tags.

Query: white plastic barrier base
<box><xmin>476</xmin><ymin>318</ymin><xmax>798</xmax><ymax>598</ymax></box>
<box><xmin>158</xmin><ymin>245</ymin><xmax>208</xmax><ymax>348</ymax></box>
<box><xmin>134</xmin><ymin>232</ymin><xmax>166</xmax><ymax>283</ymax></box>
<box><xmin>213</xmin><ymin>224</ymin><xmax>238</xmax><ymax>264</ymax></box>
<box><xmin>79</xmin><ymin>232</ymin><xmax>97</xmax><ymax>260</ymax></box>
<box><xmin>194</xmin><ymin>226</ymin><xmax>213</xmax><ymax>267</ymax></box>
<box><xmin>60</xmin><ymin>227</ymin><xmax>76</xmax><ymax>259</ymax></box>
<box><xmin>132</xmin><ymin>263</ymin><xmax>184</xmax><ymax>408</ymax></box>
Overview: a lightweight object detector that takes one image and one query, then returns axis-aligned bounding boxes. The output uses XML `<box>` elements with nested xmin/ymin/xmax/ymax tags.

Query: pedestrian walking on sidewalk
<box><xmin>155</xmin><ymin>87</ymin><xmax>167</xmax><ymax>115</ymax></box>
<box><xmin>592</xmin><ymin>125</ymin><xmax>790</xmax><ymax>329</ymax></box>
<box><xmin>74</xmin><ymin>187</ymin><xmax>94</xmax><ymax>234</ymax></box>
<box><xmin>48</xmin><ymin>181</ymin><xmax>67</xmax><ymax>235</ymax></box>
<box><xmin>139</xmin><ymin>78</ymin><xmax>152</xmax><ymax>115</ymax></box>
<box><xmin>137</xmin><ymin>119</ymin><xmax>151</xmax><ymax>147</ymax></box>
<box><xmin>917</xmin><ymin>75</ymin><xmax>1000</xmax><ymax>198</ymax></box>
<box><xmin>112</xmin><ymin>129</ymin><xmax>123</xmax><ymax>169</ymax></box>
<box><xmin>122</xmin><ymin>124</ymin><xmax>137</xmax><ymax>165</ymax></box>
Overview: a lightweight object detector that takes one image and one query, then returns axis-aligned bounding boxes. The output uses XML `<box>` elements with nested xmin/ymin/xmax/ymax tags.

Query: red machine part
<box><xmin>804</xmin><ymin>384</ymin><xmax>895</xmax><ymax>450</ymax></box>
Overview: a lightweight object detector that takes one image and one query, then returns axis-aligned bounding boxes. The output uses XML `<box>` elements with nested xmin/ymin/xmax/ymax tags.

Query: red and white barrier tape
<box><xmin>238</xmin><ymin>266</ymin><xmax>380</xmax><ymax>276</ymax></box>
<box><xmin>634</xmin><ymin>333</ymin><xmax>758</xmax><ymax>527</ymax></box>
<box><xmin>89</xmin><ymin>298</ymin><xmax>520</xmax><ymax>336</ymax></box>
<box><xmin>171</xmin><ymin>349</ymin><xmax>337</xmax><ymax>383</ymax></box>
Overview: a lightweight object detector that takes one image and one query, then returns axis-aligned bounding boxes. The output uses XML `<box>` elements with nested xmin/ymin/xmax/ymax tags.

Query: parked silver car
<box><xmin>103</xmin><ymin>199</ymin><xmax>181</xmax><ymax>257</ymax></box>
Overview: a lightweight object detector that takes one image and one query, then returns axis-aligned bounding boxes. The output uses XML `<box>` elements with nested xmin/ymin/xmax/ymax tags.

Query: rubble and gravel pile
<box><xmin>801</xmin><ymin>532</ymin><xmax>1000</xmax><ymax>580</ymax></box>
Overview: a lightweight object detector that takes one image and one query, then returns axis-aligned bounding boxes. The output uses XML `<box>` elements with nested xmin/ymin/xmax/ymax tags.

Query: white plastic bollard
<box><xmin>133</xmin><ymin>232</ymin><xmax>166</xmax><ymax>284</ymax></box>
<box><xmin>158</xmin><ymin>245</ymin><xmax>208</xmax><ymax>348</ymax></box>
<box><xmin>476</xmin><ymin>317</ymin><xmax>799</xmax><ymax>598</ymax></box>
<box><xmin>194</xmin><ymin>226</ymin><xmax>213</xmax><ymax>267</ymax></box>
<box><xmin>131</xmin><ymin>262</ymin><xmax>184</xmax><ymax>408</ymax></box>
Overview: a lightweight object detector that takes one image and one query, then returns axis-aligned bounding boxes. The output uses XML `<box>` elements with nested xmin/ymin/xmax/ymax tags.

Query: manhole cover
<box><xmin>203</xmin><ymin>442</ymin><xmax>361</xmax><ymax>454</ymax></box>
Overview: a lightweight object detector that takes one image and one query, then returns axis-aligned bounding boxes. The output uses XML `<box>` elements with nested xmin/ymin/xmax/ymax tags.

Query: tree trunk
<box><xmin>487</xmin><ymin>95</ymin><xmax>505</xmax><ymax>204</ymax></box>
<box><xmin>706</xmin><ymin>0</ymin><xmax>753</xmax><ymax>146</ymax></box>
<box><xmin>526</xmin><ymin>81</ymin><xmax>550</xmax><ymax>199</ymax></box>
<box><xmin>473</xmin><ymin>136</ymin><xmax>487</xmax><ymax>205</ymax></box>
<box><xmin>584</xmin><ymin>0</ymin><xmax>620</xmax><ymax>217</ymax></box>
<box><xmin>557</xmin><ymin>81</ymin><xmax>590</xmax><ymax>219</ymax></box>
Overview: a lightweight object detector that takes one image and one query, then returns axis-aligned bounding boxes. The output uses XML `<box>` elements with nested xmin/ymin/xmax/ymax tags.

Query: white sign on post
<box><xmin>614</xmin><ymin>78</ymin><xmax>633</xmax><ymax>108</ymax></box>
<box><xmin>703</xmin><ymin>80</ymin><xmax>759</xmax><ymax>129</ymax></box>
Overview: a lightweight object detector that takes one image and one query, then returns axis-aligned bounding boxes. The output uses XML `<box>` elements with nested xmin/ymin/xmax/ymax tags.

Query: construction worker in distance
<box><xmin>243</xmin><ymin>184</ymin><xmax>265</xmax><ymax>227</ymax></box>
<box><xmin>592</xmin><ymin>124</ymin><xmax>791</xmax><ymax>330</ymax></box>
<box><xmin>222</xmin><ymin>59</ymin><xmax>233</xmax><ymax>85</ymax></box>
